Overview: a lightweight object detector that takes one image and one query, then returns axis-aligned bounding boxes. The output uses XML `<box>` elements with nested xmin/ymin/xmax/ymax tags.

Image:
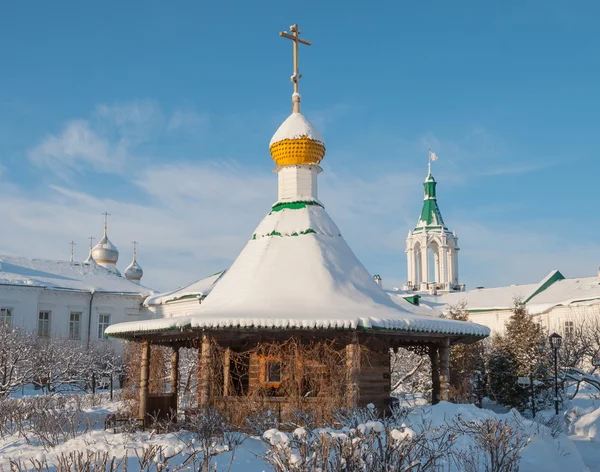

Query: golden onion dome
<box><xmin>269</xmin><ymin>97</ymin><xmax>325</xmax><ymax>167</ymax></box>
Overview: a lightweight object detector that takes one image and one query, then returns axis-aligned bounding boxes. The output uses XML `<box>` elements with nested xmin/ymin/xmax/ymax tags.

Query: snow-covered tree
<box><xmin>488</xmin><ymin>299</ymin><xmax>552</xmax><ymax>411</ymax></box>
<box><xmin>446</xmin><ymin>301</ymin><xmax>486</xmax><ymax>404</ymax></box>
<box><xmin>0</xmin><ymin>325</ymin><xmax>35</xmax><ymax>396</ymax></box>
<box><xmin>390</xmin><ymin>348</ymin><xmax>431</xmax><ymax>402</ymax></box>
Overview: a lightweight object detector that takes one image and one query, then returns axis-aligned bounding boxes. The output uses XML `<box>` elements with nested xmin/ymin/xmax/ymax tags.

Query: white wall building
<box><xmin>0</xmin><ymin>224</ymin><xmax>153</xmax><ymax>350</ymax></box>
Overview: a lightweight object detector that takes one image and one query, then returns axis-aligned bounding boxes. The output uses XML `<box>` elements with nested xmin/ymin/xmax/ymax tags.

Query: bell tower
<box><xmin>404</xmin><ymin>157</ymin><xmax>461</xmax><ymax>292</ymax></box>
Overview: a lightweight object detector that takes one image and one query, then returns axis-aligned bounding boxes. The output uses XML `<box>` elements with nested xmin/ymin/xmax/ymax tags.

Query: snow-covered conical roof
<box><xmin>107</xmin><ymin>200</ymin><xmax>489</xmax><ymax>338</ymax></box>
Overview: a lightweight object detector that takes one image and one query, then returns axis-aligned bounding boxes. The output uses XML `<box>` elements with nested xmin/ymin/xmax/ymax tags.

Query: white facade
<box><xmin>0</xmin><ymin>256</ymin><xmax>152</xmax><ymax>351</ymax></box>
<box><xmin>0</xmin><ymin>286</ymin><xmax>146</xmax><ymax>347</ymax></box>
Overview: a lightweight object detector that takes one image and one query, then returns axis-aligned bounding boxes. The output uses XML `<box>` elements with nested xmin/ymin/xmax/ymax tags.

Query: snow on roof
<box><xmin>0</xmin><ymin>255</ymin><xmax>152</xmax><ymax>294</ymax></box>
<box><xmin>107</xmin><ymin>205</ymin><xmax>489</xmax><ymax>338</ymax></box>
<box><xmin>418</xmin><ymin>283</ymin><xmax>539</xmax><ymax>312</ymax></box>
<box><xmin>144</xmin><ymin>270</ymin><xmax>226</xmax><ymax>306</ymax></box>
<box><xmin>269</xmin><ymin>112</ymin><xmax>324</xmax><ymax>147</ymax></box>
<box><xmin>527</xmin><ymin>276</ymin><xmax>600</xmax><ymax>315</ymax></box>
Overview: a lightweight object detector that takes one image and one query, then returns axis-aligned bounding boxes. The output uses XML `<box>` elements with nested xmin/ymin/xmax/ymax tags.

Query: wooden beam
<box><xmin>429</xmin><ymin>346</ymin><xmax>440</xmax><ymax>405</ymax></box>
<box><xmin>345</xmin><ymin>335</ymin><xmax>360</xmax><ymax>409</ymax></box>
<box><xmin>198</xmin><ymin>334</ymin><xmax>212</xmax><ymax>408</ymax></box>
<box><xmin>439</xmin><ymin>339</ymin><xmax>450</xmax><ymax>402</ymax></box>
<box><xmin>139</xmin><ymin>340</ymin><xmax>151</xmax><ymax>425</ymax></box>
<box><xmin>170</xmin><ymin>345</ymin><xmax>179</xmax><ymax>417</ymax></box>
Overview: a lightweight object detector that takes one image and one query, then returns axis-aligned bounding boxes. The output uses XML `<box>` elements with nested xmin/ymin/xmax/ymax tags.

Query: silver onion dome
<box><xmin>124</xmin><ymin>241</ymin><xmax>143</xmax><ymax>282</ymax></box>
<box><xmin>125</xmin><ymin>259</ymin><xmax>143</xmax><ymax>281</ymax></box>
<box><xmin>91</xmin><ymin>234</ymin><xmax>119</xmax><ymax>264</ymax></box>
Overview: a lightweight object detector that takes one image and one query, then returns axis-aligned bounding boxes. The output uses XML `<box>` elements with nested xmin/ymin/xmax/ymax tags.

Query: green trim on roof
<box><xmin>253</xmin><ymin>228</ymin><xmax>318</xmax><ymax>239</ymax></box>
<box><xmin>523</xmin><ymin>270</ymin><xmax>565</xmax><ymax>304</ymax></box>
<box><xmin>270</xmin><ymin>200</ymin><xmax>323</xmax><ymax>213</ymax></box>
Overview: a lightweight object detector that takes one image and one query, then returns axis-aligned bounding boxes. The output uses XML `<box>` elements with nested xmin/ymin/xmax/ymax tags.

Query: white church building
<box><xmin>0</xmin><ymin>219</ymin><xmax>152</xmax><ymax>349</ymax></box>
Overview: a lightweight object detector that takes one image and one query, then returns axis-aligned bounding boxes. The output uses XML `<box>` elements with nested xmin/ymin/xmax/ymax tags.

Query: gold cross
<box><xmin>279</xmin><ymin>24</ymin><xmax>311</xmax><ymax>112</ymax></box>
<box><xmin>101</xmin><ymin>211</ymin><xmax>111</xmax><ymax>234</ymax></box>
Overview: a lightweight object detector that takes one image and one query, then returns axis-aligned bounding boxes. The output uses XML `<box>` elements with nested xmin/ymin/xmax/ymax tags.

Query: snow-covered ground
<box><xmin>565</xmin><ymin>387</ymin><xmax>600</xmax><ymax>472</ymax></box>
<box><xmin>2</xmin><ymin>392</ymin><xmax>599</xmax><ymax>471</ymax></box>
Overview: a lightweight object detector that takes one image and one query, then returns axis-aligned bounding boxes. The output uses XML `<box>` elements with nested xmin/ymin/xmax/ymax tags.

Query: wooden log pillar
<box><xmin>345</xmin><ymin>335</ymin><xmax>360</xmax><ymax>409</ymax></box>
<box><xmin>429</xmin><ymin>345</ymin><xmax>440</xmax><ymax>405</ymax></box>
<box><xmin>439</xmin><ymin>339</ymin><xmax>451</xmax><ymax>402</ymax></box>
<box><xmin>198</xmin><ymin>334</ymin><xmax>212</xmax><ymax>408</ymax></box>
<box><xmin>170</xmin><ymin>346</ymin><xmax>180</xmax><ymax>416</ymax></box>
<box><xmin>139</xmin><ymin>340</ymin><xmax>151</xmax><ymax>425</ymax></box>
<box><xmin>223</xmin><ymin>347</ymin><xmax>231</xmax><ymax>397</ymax></box>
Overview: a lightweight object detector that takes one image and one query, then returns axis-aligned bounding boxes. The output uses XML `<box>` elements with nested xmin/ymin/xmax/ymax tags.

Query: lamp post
<box><xmin>549</xmin><ymin>333</ymin><xmax>563</xmax><ymax>415</ymax></box>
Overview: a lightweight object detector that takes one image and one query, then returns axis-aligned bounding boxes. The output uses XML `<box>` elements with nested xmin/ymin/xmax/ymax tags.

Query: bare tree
<box><xmin>0</xmin><ymin>325</ymin><xmax>35</xmax><ymax>397</ymax></box>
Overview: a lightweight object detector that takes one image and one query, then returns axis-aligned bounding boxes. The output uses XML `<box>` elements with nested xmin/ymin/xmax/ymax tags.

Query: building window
<box><xmin>38</xmin><ymin>311</ymin><xmax>51</xmax><ymax>337</ymax></box>
<box><xmin>69</xmin><ymin>312</ymin><xmax>82</xmax><ymax>340</ymax></box>
<box><xmin>266</xmin><ymin>360</ymin><xmax>281</xmax><ymax>383</ymax></box>
<box><xmin>564</xmin><ymin>320</ymin><xmax>574</xmax><ymax>337</ymax></box>
<box><xmin>259</xmin><ymin>356</ymin><xmax>282</xmax><ymax>388</ymax></box>
<box><xmin>0</xmin><ymin>308</ymin><xmax>12</xmax><ymax>328</ymax></box>
<box><xmin>98</xmin><ymin>313</ymin><xmax>111</xmax><ymax>339</ymax></box>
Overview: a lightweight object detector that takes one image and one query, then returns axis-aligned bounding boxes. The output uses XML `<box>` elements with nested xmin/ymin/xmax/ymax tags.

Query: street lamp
<box><xmin>549</xmin><ymin>333</ymin><xmax>563</xmax><ymax>415</ymax></box>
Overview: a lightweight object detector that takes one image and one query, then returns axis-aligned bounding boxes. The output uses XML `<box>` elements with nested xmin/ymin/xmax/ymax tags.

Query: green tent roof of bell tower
<box><xmin>414</xmin><ymin>172</ymin><xmax>446</xmax><ymax>231</ymax></box>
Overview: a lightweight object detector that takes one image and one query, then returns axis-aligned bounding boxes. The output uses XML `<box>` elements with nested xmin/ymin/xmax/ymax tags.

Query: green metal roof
<box><xmin>415</xmin><ymin>173</ymin><xmax>446</xmax><ymax>230</ymax></box>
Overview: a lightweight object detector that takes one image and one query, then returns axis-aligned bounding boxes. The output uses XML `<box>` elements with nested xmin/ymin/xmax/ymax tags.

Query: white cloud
<box><xmin>28</xmin><ymin>120</ymin><xmax>125</xmax><ymax>175</ymax></box>
<box><xmin>167</xmin><ymin>109</ymin><xmax>210</xmax><ymax>133</ymax></box>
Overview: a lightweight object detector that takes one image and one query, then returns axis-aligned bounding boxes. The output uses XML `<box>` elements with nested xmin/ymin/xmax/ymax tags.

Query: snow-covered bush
<box><xmin>259</xmin><ymin>419</ymin><xmax>456</xmax><ymax>472</ymax></box>
<box><xmin>450</xmin><ymin>414</ymin><xmax>528</xmax><ymax>472</ymax></box>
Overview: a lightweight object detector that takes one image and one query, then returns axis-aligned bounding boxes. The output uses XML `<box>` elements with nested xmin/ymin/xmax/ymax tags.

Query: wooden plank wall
<box><xmin>357</xmin><ymin>349</ymin><xmax>391</xmax><ymax>411</ymax></box>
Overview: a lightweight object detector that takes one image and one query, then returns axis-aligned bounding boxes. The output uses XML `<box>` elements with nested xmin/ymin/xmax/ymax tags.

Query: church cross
<box><xmin>101</xmin><ymin>212</ymin><xmax>111</xmax><ymax>235</ymax></box>
<box><xmin>88</xmin><ymin>236</ymin><xmax>95</xmax><ymax>250</ymax></box>
<box><xmin>69</xmin><ymin>241</ymin><xmax>76</xmax><ymax>263</ymax></box>
<box><xmin>279</xmin><ymin>24</ymin><xmax>311</xmax><ymax>112</ymax></box>
<box><xmin>132</xmin><ymin>241</ymin><xmax>138</xmax><ymax>259</ymax></box>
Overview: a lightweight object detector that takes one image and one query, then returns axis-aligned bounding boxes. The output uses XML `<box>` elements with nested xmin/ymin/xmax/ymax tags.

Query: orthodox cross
<box><xmin>279</xmin><ymin>24</ymin><xmax>311</xmax><ymax>112</ymax></box>
<box><xmin>132</xmin><ymin>241</ymin><xmax>138</xmax><ymax>260</ymax></box>
<box><xmin>88</xmin><ymin>236</ymin><xmax>95</xmax><ymax>250</ymax></box>
<box><xmin>69</xmin><ymin>241</ymin><xmax>76</xmax><ymax>262</ymax></box>
<box><xmin>101</xmin><ymin>212</ymin><xmax>111</xmax><ymax>235</ymax></box>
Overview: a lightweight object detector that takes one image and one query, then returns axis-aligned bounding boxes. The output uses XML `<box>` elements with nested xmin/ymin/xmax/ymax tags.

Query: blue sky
<box><xmin>0</xmin><ymin>1</ymin><xmax>599</xmax><ymax>291</ymax></box>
